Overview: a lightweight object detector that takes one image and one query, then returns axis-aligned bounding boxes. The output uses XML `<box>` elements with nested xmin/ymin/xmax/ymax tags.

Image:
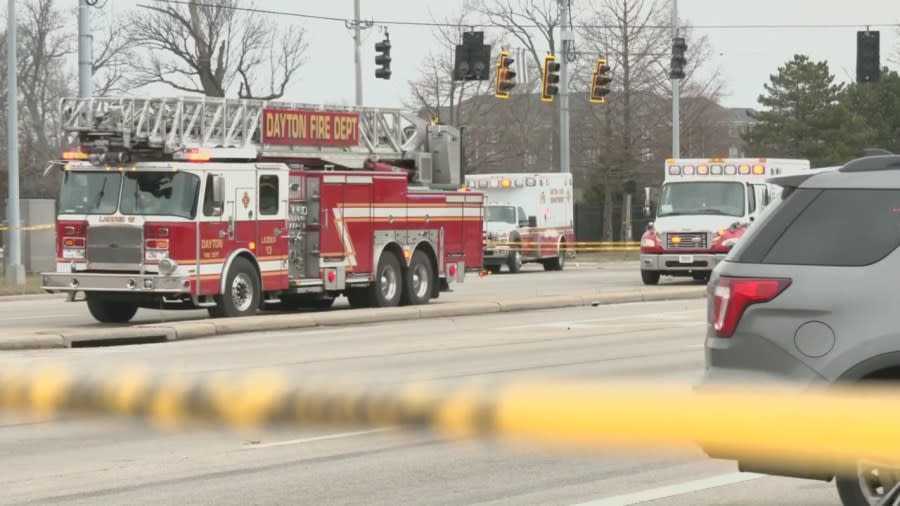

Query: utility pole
<box><xmin>353</xmin><ymin>0</ymin><xmax>362</xmax><ymax>106</ymax></box>
<box><xmin>78</xmin><ymin>0</ymin><xmax>92</xmax><ymax>98</ymax></box>
<box><xmin>346</xmin><ymin>1</ymin><xmax>373</xmax><ymax>106</ymax></box>
<box><xmin>6</xmin><ymin>0</ymin><xmax>24</xmax><ymax>284</ymax></box>
<box><xmin>559</xmin><ymin>0</ymin><xmax>573</xmax><ymax>174</ymax></box>
<box><xmin>671</xmin><ymin>0</ymin><xmax>680</xmax><ymax>158</ymax></box>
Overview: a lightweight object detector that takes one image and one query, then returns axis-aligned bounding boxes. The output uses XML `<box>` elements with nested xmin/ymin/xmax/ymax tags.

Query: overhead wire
<box><xmin>138</xmin><ymin>0</ymin><xmax>900</xmax><ymax>31</ymax></box>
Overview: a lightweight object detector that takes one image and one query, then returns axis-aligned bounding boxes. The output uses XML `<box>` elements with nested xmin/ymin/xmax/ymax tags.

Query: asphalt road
<box><xmin>0</xmin><ymin>261</ymin><xmax>696</xmax><ymax>333</ymax></box>
<box><xmin>0</xmin><ymin>299</ymin><xmax>840</xmax><ymax>505</ymax></box>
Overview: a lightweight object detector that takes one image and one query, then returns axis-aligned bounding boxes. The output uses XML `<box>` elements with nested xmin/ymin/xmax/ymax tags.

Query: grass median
<box><xmin>0</xmin><ymin>274</ymin><xmax>45</xmax><ymax>297</ymax></box>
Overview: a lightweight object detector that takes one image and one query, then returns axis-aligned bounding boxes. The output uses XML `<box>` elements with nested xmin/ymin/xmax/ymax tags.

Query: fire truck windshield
<box><xmin>59</xmin><ymin>170</ymin><xmax>201</xmax><ymax>219</ymax></box>
<box><xmin>59</xmin><ymin>171</ymin><xmax>122</xmax><ymax>215</ymax></box>
<box><xmin>120</xmin><ymin>172</ymin><xmax>201</xmax><ymax>219</ymax></box>
<box><xmin>657</xmin><ymin>181</ymin><xmax>745</xmax><ymax>218</ymax></box>
<box><xmin>485</xmin><ymin>205</ymin><xmax>517</xmax><ymax>224</ymax></box>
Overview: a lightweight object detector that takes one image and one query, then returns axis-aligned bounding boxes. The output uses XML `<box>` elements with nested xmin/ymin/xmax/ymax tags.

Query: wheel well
<box><xmin>861</xmin><ymin>366</ymin><xmax>900</xmax><ymax>381</ymax></box>
<box><xmin>380</xmin><ymin>242</ymin><xmax>405</xmax><ymax>268</ymax></box>
<box><xmin>221</xmin><ymin>251</ymin><xmax>262</xmax><ymax>294</ymax></box>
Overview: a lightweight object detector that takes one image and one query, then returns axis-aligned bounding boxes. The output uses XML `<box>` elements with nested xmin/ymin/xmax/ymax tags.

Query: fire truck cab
<box><xmin>42</xmin><ymin>96</ymin><xmax>484</xmax><ymax>323</ymax></box>
<box><xmin>639</xmin><ymin>158</ymin><xmax>810</xmax><ymax>285</ymax></box>
<box><xmin>464</xmin><ymin>173</ymin><xmax>574</xmax><ymax>273</ymax></box>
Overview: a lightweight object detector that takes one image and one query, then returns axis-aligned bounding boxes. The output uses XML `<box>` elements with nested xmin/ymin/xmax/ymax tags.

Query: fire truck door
<box><xmin>256</xmin><ymin>169</ymin><xmax>288</xmax><ymax>291</ymax></box>
<box><xmin>232</xmin><ymin>185</ymin><xmax>255</xmax><ymax>246</ymax></box>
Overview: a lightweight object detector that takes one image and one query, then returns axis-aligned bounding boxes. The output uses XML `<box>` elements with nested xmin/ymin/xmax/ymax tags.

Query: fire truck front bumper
<box><xmin>640</xmin><ymin>252</ymin><xmax>727</xmax><ymax>273</ymax></box>
<box><xmin>41</xmin><ymin>272</ymin><xmax>192</xmax><ymax>294</ymax></box>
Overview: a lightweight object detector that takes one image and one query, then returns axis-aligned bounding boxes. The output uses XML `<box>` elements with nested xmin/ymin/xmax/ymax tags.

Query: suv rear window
<box><xmin>732</xmin><ymin>188</ymin><xmax>900</xmax><ymax>266</ymax></box>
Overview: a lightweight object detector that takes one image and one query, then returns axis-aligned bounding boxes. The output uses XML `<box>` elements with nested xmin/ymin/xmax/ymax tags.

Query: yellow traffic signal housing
<box><xmin>494</xmin><ymin>50</ymin><xmax>517</xmax><ymax>99</ymax></box>
<box><xmin>590</xmin><ymin>57</ymin><xmax>612</xmax><ymax>104</ymax></box>
<box><xmin>541</xmin><ymin>54</ymin><xmax>561</xmax><ymax>102</ymax></box>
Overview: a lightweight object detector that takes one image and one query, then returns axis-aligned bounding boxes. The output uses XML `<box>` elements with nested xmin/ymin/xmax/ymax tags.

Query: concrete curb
<box><xmin>0</xmin><ymin>286</ymin><xmax>706</xmax><ymax>350</ymax></box>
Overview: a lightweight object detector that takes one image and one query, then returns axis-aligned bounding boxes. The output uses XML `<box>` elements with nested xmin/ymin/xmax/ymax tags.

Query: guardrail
<box><xmin>0</xmin><ymin>363</ymin><xmax>894</xmax><ymax>477</ymax></box>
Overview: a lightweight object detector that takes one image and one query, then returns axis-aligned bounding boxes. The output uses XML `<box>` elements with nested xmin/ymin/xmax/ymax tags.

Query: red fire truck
<box><xmin>41</xmin><ymin>96</ymin><xmax>484</xmax><ymax>323</ymax></box>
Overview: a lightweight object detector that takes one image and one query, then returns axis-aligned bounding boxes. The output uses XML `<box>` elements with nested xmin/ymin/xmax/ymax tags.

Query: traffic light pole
<box><xmin>6</xmin><ymin>0</ymin><xmax>24</xmax><ymax>284</ymax></box>
<box><xmin>671</xmin><ymin>0</ymin><xmax>680</xmax><ymax>158</ymax></box>
<box><xmin>559</xmin><ymin>0</ymin><xmax>572</xmax><ymax>174</ymax></box>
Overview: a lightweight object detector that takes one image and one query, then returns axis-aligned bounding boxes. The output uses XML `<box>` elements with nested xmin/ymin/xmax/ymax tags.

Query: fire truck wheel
<box><xmin>372</xmin><ymin>251</ymin><xmax>404</xmax><ymax>307</ymax></box>
<box><xmin>213</xmin><ymin>257</ymin><xmax>261</xmax><ymax>318</ymax></box>
<box><xmin>86</xmin><ymin>294</ymin><xmax>138</xmax><ymax>324</ymax></box>
<box><xmin>641</xmin><ymin>270</ymin><xmax>661</xmax><ymax>285</ymax></box>
<box><xmin>401</xmin><ymin>250</ymin><xmax>434</xmax><ymax>306</ymax></box>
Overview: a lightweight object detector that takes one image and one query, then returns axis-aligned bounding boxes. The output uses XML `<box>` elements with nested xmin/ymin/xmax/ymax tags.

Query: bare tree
<box><xmin>127</xmin><ymin>0</ymin><xmax>308</xmax><ymax>99</ymax></box>
<box><xmin>576</xmin><ymin>0</ymin><xmax>724</xmax><ymax>239</ymax></box>
<box><xmin>474</xmin><ymin>0</ymin><xmax>563</xmax><ymax>166</ymax></box>
<box><xmin>88</xmin><ymin>1</ymin><xmax>137</xmax><ymax>95</ymax></box>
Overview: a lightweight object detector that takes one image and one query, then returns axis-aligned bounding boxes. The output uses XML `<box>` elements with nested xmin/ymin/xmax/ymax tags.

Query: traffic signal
<box><xmin>494</xmin><ymin>50</ymin><xmax>516</xmax><ymax>99</ymax></box>
<box><xmin>375</xmin><ymin>33</ymin><xmax>392</xmax><ymax>80</ymax></box>
<box><xmin>670</xmin><ymin>37</ymin><xmax>687</xmax><ymax>80</ymax></box>
<box><xmin>590</xmin><ymin>57</ymin><xmax>612</xmax><ymax>104</ymax></box>
<box><xmin>541</xmin><ymin>54</ymin><xmax>560</xmax><ymax>102</ymax></box>
<box><xmin>857</xmin><ymin>30</ymin><xmax>880</xmax><ymax>83</ymax></box>
<box><xmin>453</xmin><ymin>31</ymin><xmax>491</xmax><ymax>81</ymax></box>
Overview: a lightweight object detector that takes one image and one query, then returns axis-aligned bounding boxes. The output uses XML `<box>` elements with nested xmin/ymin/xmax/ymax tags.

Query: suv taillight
<box><xmin>712</xmin><ymin>277</ymin><xmax>791</xmax><ymax>337</ymax></box>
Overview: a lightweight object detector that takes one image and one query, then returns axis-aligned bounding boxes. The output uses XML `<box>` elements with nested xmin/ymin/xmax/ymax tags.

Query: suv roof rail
<box><xmin>859</xmin><ymin>148</ymin><xmax>894</xmax><ymax>157</ymax></box>
<box><xmin>839</xmin><ymin>155</ymin><xmax>900</xmax><ymax>173</ymax></box>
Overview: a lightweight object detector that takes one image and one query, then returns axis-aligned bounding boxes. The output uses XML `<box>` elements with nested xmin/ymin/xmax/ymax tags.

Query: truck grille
<box><xmin>87</xmin><ymin>225</ymin><xmax>143</xmax><ymax>266</ymax></box>
<box><xmin>665</xmin><ymin>232</ymin><xmax>708</xmax><ymax>249</ymax></box>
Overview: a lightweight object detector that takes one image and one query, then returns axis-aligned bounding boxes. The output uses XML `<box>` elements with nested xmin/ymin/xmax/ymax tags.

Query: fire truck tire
<box><xmin>401</xmin><ymin>250</ymin><xmax>434</xmax><ymax>306</ymax></box>
<box><xmin>86</xmin><ymin>295</ymin><xmax>138</xmax><ymax>323</ymax></box>
<box><xmin>210</xmin><ymin>257</ymin><xmax>261</xmax><ymax>318</ymax></box>
<box><xmin>371</xmin><ymin>251</ymin><xmax>404</xmax><ymax>308</ymax></box>
<box><xmin>641</xmin><ymin>270</ymin><xmax>661</xmax><ymax>285</ymax></box>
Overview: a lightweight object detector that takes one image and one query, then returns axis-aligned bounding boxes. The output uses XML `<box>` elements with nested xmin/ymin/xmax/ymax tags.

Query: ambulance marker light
<box><xmin>752</xmin><ymin>164</ymin><xmax>765</xmax><ymax>175</ymax></box>
<box><xmin>739</xmin><ymin>164</ymin><xmax>751</xmax><ymax>175</ymax></box>
<box><xmin>185</xmin><ymin>149</ymin><xmax>211</xmax><ymax>162</ymax></box>
<box><xmin>501</xmin><ymin>179</ymin><xmax>511</xmax><ymax>188</ymax></box>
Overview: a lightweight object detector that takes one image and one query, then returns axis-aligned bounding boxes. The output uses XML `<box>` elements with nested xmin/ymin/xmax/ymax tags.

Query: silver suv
<box><xmin>699</xmin><ymin>155</ymin><xmax>900</xmax><ymax>506</ymax></box>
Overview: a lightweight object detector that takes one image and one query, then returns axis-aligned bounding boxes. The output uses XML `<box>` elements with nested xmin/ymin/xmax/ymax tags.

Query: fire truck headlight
<box><xmin>158</xmin><ymin>257</ymin><xmax>178</xmax><ymax>276</ymax></box>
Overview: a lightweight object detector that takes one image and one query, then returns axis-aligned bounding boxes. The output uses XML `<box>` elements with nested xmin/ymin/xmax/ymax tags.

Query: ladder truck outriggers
<box><xmin>41</xmin><ymin>96</ymin><xmax>484</xmax><ymax>323</ymax></box>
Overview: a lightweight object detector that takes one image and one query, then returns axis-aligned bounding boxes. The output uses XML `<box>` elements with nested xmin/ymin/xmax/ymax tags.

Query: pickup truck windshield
<box><xmin>657</xmin><ymin>181</ymin><xmax>745</xmax><ymax>218</ymax></box>
<box><xmin>486</xmin><ymin>205</ymin><xmax>517</xmax><ymax>224</ymax></box>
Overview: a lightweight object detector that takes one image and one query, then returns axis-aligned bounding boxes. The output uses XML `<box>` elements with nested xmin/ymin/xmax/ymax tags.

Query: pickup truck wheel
<box><xmin>86</xmin><ymin>295</ymin><xmax>138</xmax><ymax>323</ymax></box>
<box><xmin>209</xmin><ymin>257</ymin><xmax>260</xmax><ymax>318</ymax></box>
<box><xmin>401</xmin><ymin>250</ymin><xmax>433</xmax><ymax>305</ymax></box>
<box><xmin>641</xmin><ymin>270</ymin><xmax>661</xmax><ymax>285</ymax></box>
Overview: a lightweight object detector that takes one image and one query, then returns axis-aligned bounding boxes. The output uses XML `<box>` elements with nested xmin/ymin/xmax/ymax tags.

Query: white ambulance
<box><xmin>464</xmin><ymin>172</ymin><xmax>575</xmax><ymax>273</ymax></box>
<box><xmin>640</xmin><ymin>158</ymin><xmax>810</xmax><ymax>285</ymax></box>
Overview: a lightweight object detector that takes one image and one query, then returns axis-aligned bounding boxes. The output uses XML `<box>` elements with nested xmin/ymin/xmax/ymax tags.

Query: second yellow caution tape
<box><xmin>0</xmin><ymin>363</ymin><xmax>894</xmax><ymax>477</ymax></box>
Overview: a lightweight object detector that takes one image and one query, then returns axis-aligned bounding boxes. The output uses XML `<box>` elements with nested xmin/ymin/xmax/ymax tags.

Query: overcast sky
<box><xmin>106</xmin><ymin>0</ymin><xmax>900</xmax><ymax>110</ymax></box>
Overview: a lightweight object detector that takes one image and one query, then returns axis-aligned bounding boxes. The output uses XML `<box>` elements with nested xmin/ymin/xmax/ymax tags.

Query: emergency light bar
<box><xmin>668</xmin><ymin>164</ymin><xmax>769</xmax><ymax>176</ymax></box>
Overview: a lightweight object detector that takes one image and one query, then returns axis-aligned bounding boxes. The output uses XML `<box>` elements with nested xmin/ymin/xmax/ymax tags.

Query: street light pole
<box><xmin>78</xmin><ymin>0</ymin><xmax>93</xmax><ymax>98</ymax></box>
<box><xmin>353</xmin><ymin>0</ymin><xmax>362</xmax><ymax>106</ymax></box>
<box><xmin>6</xmin><ymin>0</ymin><xmax>24</xmax><ymax>284</ymax></box>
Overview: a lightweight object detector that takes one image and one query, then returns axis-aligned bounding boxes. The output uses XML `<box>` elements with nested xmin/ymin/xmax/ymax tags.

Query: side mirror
<box><xmin>212</xmin><ymin>175</ymin><xmax>225</xmax><ymax>206</ymax></box>
<box><xmin>528</xmin><ymin>216</ymin><xmax>537</xmax><ymax>228</ymax></box>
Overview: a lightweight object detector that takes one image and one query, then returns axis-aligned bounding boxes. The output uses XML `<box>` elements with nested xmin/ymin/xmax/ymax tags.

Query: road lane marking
<box><xmin>570</xmin><ymin>472</ymin><xmax>764</xmax><ymax>506</ymax></box>
<box><xmin>244</xmin><ymin>427</ymin><xmax>396</xmax><ymax>449</ymax></box>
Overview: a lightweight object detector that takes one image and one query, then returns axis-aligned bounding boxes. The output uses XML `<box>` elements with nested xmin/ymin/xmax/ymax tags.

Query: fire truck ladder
<box><xmin>59</xmin><ymin>96</ymin><xmax>429</xmax><ymax>168</ymax></box>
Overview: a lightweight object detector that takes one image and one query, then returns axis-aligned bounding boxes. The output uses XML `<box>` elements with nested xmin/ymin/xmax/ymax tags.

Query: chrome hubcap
<box><xmin>412</xmin><ymin>263</ymin><xmax>429</xmax><ymax>299</ymax></box>
<box><xmin>859</xmin><ymin>460</ymin><xmax>900</xmax><ymax>503</ymax></box>
<box><xmin>380</xmin><ymin>265</ymin><xmax>398</xmax><ymax>301</ymax></box>
<box><xmin>231</xmin><ymin>273</ymin><xmax>254</xmax><ymax>312</ymax></box>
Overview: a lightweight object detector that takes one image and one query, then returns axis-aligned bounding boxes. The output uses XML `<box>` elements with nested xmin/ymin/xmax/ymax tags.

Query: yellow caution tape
<box><xmin>0</xmin><ymin>364</ymin><xmax>894</xmax><ymax>477</ymax></box>
<box><xmin>0</xmin><ymin>223</ymin><xmax>55</xmax><ymax>232</ymax></box>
